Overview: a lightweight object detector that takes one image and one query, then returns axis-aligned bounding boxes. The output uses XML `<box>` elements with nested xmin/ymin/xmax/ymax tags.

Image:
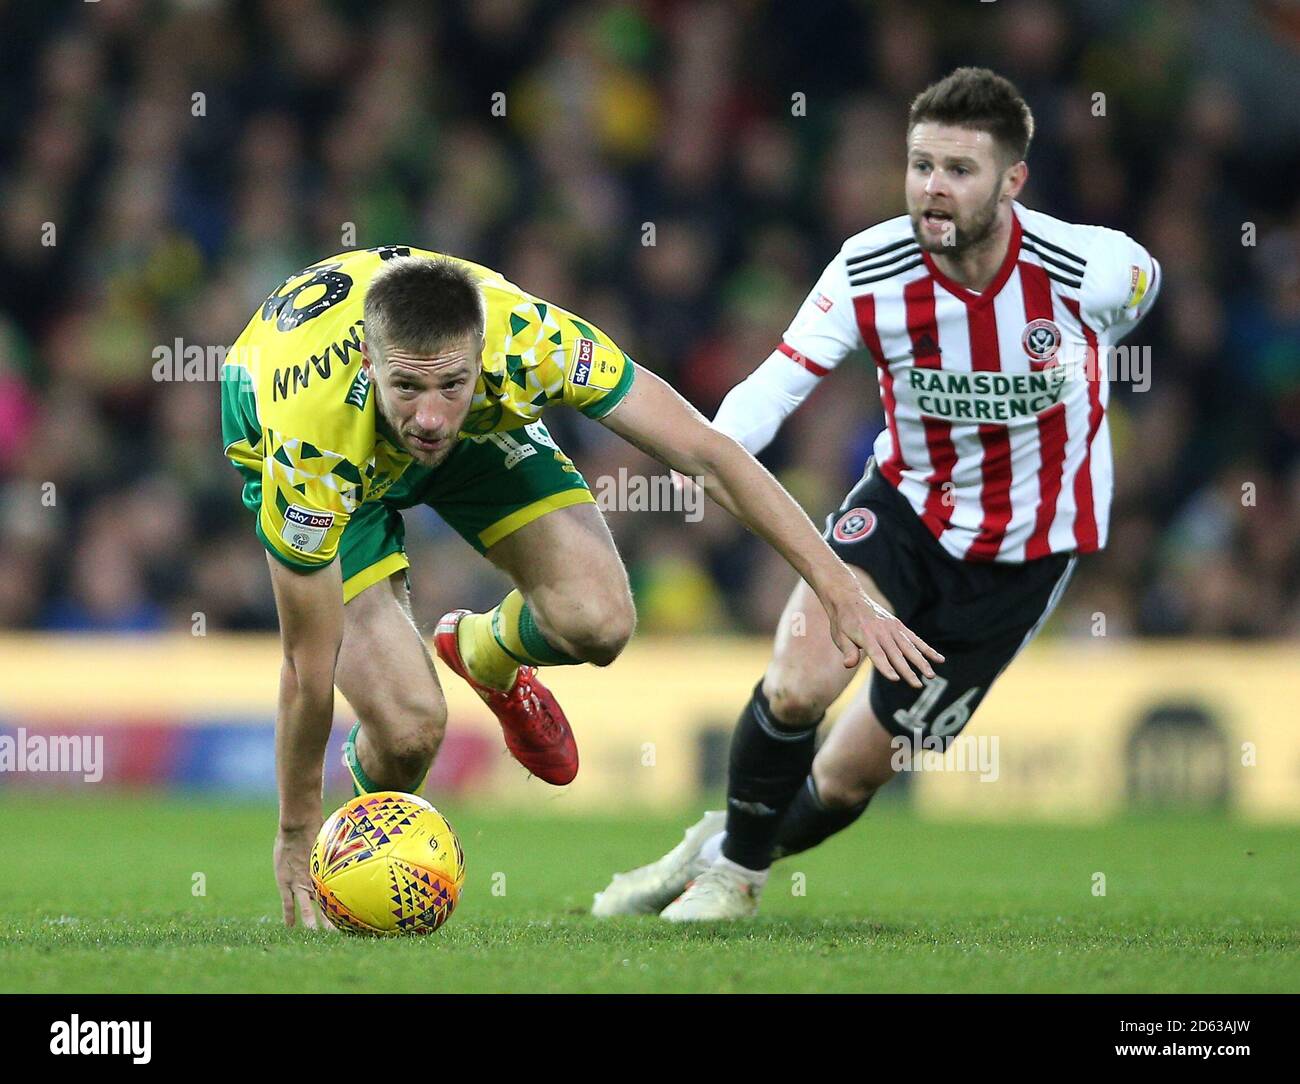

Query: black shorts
<box><xmin>824</xmin><ymin>459</ymin><xmax>1077</xmax><ymax>741</ymax></box>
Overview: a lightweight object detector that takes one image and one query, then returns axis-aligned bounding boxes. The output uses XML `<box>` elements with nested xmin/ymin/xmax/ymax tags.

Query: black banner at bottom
<box><xmin>1</xmin><ymin>992</ymin><xmax>1291</xmax><ymax>1069</ymax></box>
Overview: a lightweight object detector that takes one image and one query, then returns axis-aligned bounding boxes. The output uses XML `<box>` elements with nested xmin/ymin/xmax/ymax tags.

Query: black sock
<box><xmin>720</xmin><ymin>681</ymin><xmax>819</xmax><ymax>872</ymax></box>
<box><xmin>771</xmin><ymin>775</ymin><xmax>871</xmax><ymax>860</ymax></box>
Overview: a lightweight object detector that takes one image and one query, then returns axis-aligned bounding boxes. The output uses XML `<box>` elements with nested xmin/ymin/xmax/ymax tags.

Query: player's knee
<box><xmin>761</xmin><ymin>674</ymin><xmax>829</xmax><ymax>729</ymax></box>
<box><xmin>573</xmin><ymin>610</ymin><xmax>634</xmax><ymax>666</ymax></box>
<box><xmin>385</xmin><ymin>718</ymin><xmax>443</xmax><ymax>784</ymax></box>
<box><xmin>548</xmin><ymin>589</ymin><xmax>635</xmax><ymax>667</ymax></box>
<box><xmin>393</xmin><ymin>688</ymin><xmax>447</xmax><ymax>749</ymax></box>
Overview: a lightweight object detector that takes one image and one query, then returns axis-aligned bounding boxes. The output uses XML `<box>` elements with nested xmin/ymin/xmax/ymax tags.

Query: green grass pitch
<box><xmin>0</xmin><ymin>793</ymin><xmax>1295</xmax><ymax>993</ymax></box>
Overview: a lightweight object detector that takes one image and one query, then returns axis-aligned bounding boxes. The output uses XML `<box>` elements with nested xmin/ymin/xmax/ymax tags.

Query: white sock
<box><xmin>698</xmin><ymin>830</ymin><xmax>725</xmax><ymax>866</ymax></box>
<box><xmin>714</xmin><ymin>854</ymin><xmax>768</xmax><ymax>888</ymax></box>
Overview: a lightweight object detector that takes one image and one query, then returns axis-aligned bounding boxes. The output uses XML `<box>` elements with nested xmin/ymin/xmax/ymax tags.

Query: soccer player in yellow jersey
<box><xmin>221</xmin><ymin>246</ymin><xmax>942</xmax><ymax>927</ymax></box>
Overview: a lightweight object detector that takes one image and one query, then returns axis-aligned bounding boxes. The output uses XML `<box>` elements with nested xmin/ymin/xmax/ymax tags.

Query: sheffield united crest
<box><xmin>832</xmin><ymin>507</ymin><xmax>877</xmax><ymax>543</ymax></box>
<box><xmin>1021</xmin><ymin>318</ymin><xmax>1062</xmax><ymax>365</ymax></box>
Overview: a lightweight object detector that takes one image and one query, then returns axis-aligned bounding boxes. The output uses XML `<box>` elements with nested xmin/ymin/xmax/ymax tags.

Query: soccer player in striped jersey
<box><xmin>594</xmin><ymin>67</ymin><xmax>1161</xmax><ymax>921</ymax></box>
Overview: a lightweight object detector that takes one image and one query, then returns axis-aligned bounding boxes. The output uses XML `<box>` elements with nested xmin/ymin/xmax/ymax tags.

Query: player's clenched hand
<box><xmin>275</xmin><ymin>822</ymin><xmax>324</xmax><ymax>929</ymax></box>
<box><xmin>819</xmin><ymin>580</ymin><xmax>944</xmax><ymax>686</ymax></box>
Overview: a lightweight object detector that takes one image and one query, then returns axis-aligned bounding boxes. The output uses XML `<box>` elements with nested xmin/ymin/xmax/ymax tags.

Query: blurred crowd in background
<box><xmin>1</xmin><ymin>0</ymin><xmax>1298</xmax><ymax>640</ymax></box>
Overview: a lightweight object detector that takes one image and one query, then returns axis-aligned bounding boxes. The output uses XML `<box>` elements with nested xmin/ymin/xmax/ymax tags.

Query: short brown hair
<box><xmin>363</xmin><ymin>255</ymin><xmax>485</xmax><ymax>360</ymax></box>
<box><xmin>908</xmin><ymin>67</ymin><xmax>1034</xmax><ymax>163</ymax></box>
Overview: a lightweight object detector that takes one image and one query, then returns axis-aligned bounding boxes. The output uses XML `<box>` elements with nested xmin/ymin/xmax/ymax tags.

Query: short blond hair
<box><xmin>363</xmin><ymin>256</ymin><xmax>485</xmax><ymax>361</ymax></box>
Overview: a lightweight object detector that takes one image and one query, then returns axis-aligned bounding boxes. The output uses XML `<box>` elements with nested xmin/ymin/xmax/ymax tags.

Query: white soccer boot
<box><xmin>591</xmin><ymin>810</ymin><xmax>726</xmax><ymax>917</ymax></box>
<box><xmin>659</xmin><ymin>861</ymin><xmax>763</xmax><ymax>922</ymax></box>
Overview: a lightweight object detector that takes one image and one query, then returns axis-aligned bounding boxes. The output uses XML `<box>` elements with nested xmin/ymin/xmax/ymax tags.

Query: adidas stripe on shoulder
<box><xmin>846</xmin><ymin>235</ymin><xmax>924</xmax><ymax>287</ymax></box>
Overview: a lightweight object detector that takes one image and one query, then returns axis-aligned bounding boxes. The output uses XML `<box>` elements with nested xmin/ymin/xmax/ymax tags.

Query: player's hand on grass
<box><xmin>819</xmin><ymin>579</ymin><xmax>944</xmax><ymax>686</ymax></box>
<box><xmin>275</xmin><ymin>822</ymin><xmax>324</xmax><ymax>929</ymax></box>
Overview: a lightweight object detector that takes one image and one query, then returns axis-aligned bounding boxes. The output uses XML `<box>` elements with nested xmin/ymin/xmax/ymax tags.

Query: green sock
<box><xmin>342</xmin><ymin>722</ymin><xmax>380</xmax><ymax>797</ymax></box>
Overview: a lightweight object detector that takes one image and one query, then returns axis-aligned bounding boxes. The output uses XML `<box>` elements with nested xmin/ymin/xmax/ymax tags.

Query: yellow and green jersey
<box><xmin>221</xmin><ymin>246</ymin><xmax>635</xmax><ymax>570</ymax></box>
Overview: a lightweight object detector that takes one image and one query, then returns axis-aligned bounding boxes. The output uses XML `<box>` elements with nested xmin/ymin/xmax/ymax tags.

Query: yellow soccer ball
<box><xmin>310</xmin><ymin>791</ymin><xmax>465</xmax><ymax>935</ymax></box>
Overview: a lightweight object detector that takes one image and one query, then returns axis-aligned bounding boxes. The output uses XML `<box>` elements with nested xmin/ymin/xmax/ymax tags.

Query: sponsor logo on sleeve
<box><xmin>280</xmin><ymin>505</ymin><xmax>335</xmax><ymax>554</ymax></box>
<box><xmin>1126</xmin><ymin>264</ymin><xmax>1149</xmax><ymax>309</ymax></box>
<box><xmin>570</xmin><ymin>338</ymin><xmax>596</xmax><ymax>386</ymax></box>
<box><xmin>814</xmin><ymin>292</ymin><xmax>834</xmax><ymax>313</ymax></box>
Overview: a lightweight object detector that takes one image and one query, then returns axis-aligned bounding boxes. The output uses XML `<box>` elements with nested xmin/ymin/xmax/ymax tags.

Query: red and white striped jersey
<box><xmin>779</xmin><ymin>202</ymin><xmax>1160</xmax><ymax>563</ymax></box>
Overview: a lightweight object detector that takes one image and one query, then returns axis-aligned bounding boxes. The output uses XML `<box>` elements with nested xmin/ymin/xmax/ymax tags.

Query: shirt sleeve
<box><xmin>255</xmin><ymin>430</ymin><xmax>356</xmax><ymax>570</ymax></box>
<box><xmin>1080</xmin><ymin>229</ymin><xmax>1162</xmax><ymax>340</ymax></box>
<box><xmin>712</xmin><ymin>348</ymin><xmax>822</xmax><ymax>455</ymax></box>
<box><xmin>551</xmin><ymin>314</ymin><xmax>637</xmax><ymax>419</ymax></box>
<box><xmin>711</xmin><ymin>246</ymin><xmax>861</xmax><ymax>453</ymax></box>
<box><xmin>780</xmin><ymin>246</ymin><xmax>863</xmax><ymax>372</ymax></box>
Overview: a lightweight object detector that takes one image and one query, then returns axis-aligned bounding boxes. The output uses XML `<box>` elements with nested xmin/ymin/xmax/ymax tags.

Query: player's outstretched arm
<box><xmin>598</xmin><ymin>364</ymin><xmax>944</xmax><ymax>685</ymax></box>
<box><xmin>265</xmin><ymin>554</ymin><xmax>345</xmax><ymax>928</ymax></box>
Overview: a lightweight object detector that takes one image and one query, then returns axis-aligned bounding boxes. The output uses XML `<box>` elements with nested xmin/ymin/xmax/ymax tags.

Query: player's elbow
<box><xmin>692</xmin><ymin>426</ymin><xmax>750</xmax><ymax>494</ymax></box>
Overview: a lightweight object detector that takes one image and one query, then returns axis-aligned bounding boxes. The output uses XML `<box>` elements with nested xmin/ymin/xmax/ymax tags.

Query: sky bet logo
<box><xmin>285</xmin><ymin>507</ymin><xmax>333</xmax><ymax>530</ymax></box>
<box><xmin>280</xmin><ymin>504</ymin><xmax>334</xmax><ymax>554</ymax></box>
<box><xmin>571</xmin><ymin>338</ymin><xmax>595</xmax><ymax>386</ymax></box>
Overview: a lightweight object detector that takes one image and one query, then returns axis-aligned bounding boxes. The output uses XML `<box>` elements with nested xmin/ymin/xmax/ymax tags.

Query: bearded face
<box><xmin>905</xmin><ymin>123</ymin><xmax>1016</xmax><ymax>256</ymax></box>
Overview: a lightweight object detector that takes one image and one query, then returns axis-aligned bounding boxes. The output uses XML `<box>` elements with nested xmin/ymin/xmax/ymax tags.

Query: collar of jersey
<box><xmin>920</xmin><ymin>208</ymin><xmax>1024</xmax><ymax>310</ymax></box>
